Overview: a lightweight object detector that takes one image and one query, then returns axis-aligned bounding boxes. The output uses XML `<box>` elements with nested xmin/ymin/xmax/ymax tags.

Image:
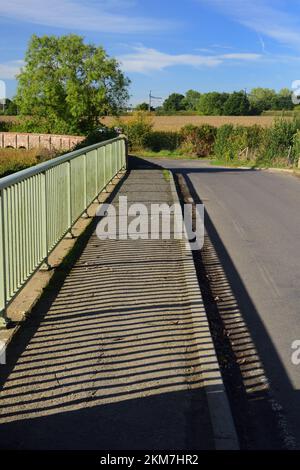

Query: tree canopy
<box><xmin>223</xmin><ymin>91</ymin><xmax>250</xmax><ymax>116</ymax></box>
<box><xmin>248</xmin><ymin>88</ymin><xmax>276</xmax><ymax>114</ymax></box>
<box><xmin>197</xmin><ymin>92</ymin><xmax>229</xmax><ymax>115</ymax></box>
<box><xmin>135</xmin><ymin>102</ymin><xmax>155</xmax><ymax>112</ymax></box>
<box><xmin>159</xmin><ymin>88</ymin><xmax>294</xmax><ymax>116</ymax></box>
<box><xmin>16</xmin><ymin>34</ymin><xmax>130</xmax><ymax>134</ymax></box>
<box><xmin>163</xmin><ymin>93</ymin><xmax>186</xmax><ymax>113</ymax></box>
<box><xmin>0</xmin><ymin>98</ymin><xmax>18</xmax><ymax>115</ymax></box>
<box><xmin>182</xmin><ymin>90</ymin><xmax>201</xmax><ymax>111</ymax></box>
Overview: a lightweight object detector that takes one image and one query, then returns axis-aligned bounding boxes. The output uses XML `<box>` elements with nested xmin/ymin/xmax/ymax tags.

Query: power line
<box><xmin>149</xmin><ymin>90</ymin><xmax>162</xmax><ymax>111</ymax></box>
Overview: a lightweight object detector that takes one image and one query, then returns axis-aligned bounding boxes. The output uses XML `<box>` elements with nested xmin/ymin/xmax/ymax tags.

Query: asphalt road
<box><xmin>141</xmin><ymin>157</ymin><xmax>300</xmax><ymax>448</ymax></box>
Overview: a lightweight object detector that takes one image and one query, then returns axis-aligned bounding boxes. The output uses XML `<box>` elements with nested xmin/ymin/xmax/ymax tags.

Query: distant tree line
<box><xmin>135</xmin><ymin>88</ymin><xmax>295</xmax><ymax>116</ymax></box>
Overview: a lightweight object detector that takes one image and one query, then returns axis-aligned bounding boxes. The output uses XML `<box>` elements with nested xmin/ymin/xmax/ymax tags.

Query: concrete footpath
<box><xmin>0</xmin><ymin>158</ymin><xmax>237</xmax><ymax>450</ymax></box>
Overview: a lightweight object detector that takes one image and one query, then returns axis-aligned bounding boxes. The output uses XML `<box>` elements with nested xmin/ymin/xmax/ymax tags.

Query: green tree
<box><xmin>0</xmin><ymin>98</ymin><xmax>18</xmax><ymax>115</ymax></box>
<box><xmin>249</xmin><ymin>88</ymin><xmax>277</xmax><ymax>114</ymax></box>
<box><xmin>15</xmin><ymin>34</ymin><xmax>130</xmax><ymax>134</ymax></box>
<box><xmin>223</xmin><ymin>91</ymin><xmax>250</xmax><ymax>116</ymax></box>
<box><xmin>4</xmin><ymin>98</ymin><xmax>18</xmax><ymax>115</ymax></box>
<box><xmin>163</xmin><ymin>93</ymin><xmax>186</xmax><ymax>113</ymax></box>
<box><xmin>135</xmin><ymin>102</ymin><xmax>148</xmax><ymax>111</ymax></box>
<box><xmin>135</xmin><ymin>102</ymin><xmax>155</xmax><ymax>111</ymax></box>
<box><xmin>182</xmin><ymin>89</ymin><xmax>201</xmax><ymax>111</ymax></box>
<box><xmin>198</xmin><ymin>92</ymin><xmax>229</xmax><ymax>115</ymax></box>
<box><xmin>270</xmin><ymin>88</ymin><xmax>294</xmax><ymax>111</ymax></box>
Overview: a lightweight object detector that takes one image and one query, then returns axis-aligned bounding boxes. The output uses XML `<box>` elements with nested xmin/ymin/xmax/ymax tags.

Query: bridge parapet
<box><xmin>0</xmin><ymin>132</ymin><xmax>84</xmax><ymax>150</ymax></box>
<box><xmin>0</xmin><ymin>136</ymin><xmax>127</xmax><ymax>328</ymax></box>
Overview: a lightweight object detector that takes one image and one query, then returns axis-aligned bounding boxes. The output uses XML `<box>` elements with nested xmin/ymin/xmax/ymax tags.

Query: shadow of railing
<box><xmin>0</xmin><ymin>160</ymin><xmax>217</xmax><ymax>450</ymax></box>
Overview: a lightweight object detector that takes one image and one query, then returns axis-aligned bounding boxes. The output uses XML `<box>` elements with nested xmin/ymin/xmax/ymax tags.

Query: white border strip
<box><xmin>169</xmin><ymin>171</ymin><xmax>239</xmax><ymax>450</ymax></box>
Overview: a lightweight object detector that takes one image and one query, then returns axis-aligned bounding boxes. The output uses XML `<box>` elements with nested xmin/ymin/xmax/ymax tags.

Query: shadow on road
<box><xmin>0</xmin><ymin>157</ymin><xmax>215</xmax><ymax>450</ymax></box>
<box><xmin>130</xmin><ymin>155</ymin><xmax>298</xmax><ymax>449</ymax></box>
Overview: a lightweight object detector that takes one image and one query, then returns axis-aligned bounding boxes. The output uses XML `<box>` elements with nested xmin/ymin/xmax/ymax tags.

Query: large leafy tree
<box><xmin>223</xmin><ymin>91</ymin><xmax>250</xmax><ymax>116</ymax></box>
<box><xmin>198</xmin><ymin>92</ymin><xmax>229</xmax><ymax>115</ymax></box>
<box><xmin>16</xmin><ymin>34</ymin><xmax>130</xmax><ymax>134</ymax></box>
<box><xmin>183</xmin><ymin>90</ymin><xmax>201</xmax><ymax>111</ymax></box>
<box><xmin>270</xmin><ymin>88</ymin><xmax>294</xmax><ymax>111</ymax></box>
<box><xmin>135</xmin><ymin>102</ymin><xmax>155</xmax><ymax>111</ymax></box>
<box><xmin>248</xmin><ymin>88</ymin><xmax>277</xmax><ymax>114</ymax></box>
<box><xmin>163</xmin><ymin>93</ymin><xmax>186</xmax><ymax>113</ymax></box>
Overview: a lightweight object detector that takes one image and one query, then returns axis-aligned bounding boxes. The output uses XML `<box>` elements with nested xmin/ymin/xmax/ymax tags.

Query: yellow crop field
<box><xmin>101</xmin><ymin>115</ymin><xmax>282</xmax><ymax>131</ymax></box>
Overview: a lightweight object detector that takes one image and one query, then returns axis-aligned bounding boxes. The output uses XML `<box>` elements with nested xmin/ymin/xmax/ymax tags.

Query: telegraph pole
<box><xmin>149</xmin><ymin>91</ymin><xmax>162</xmax><ymax>112</ymax></box>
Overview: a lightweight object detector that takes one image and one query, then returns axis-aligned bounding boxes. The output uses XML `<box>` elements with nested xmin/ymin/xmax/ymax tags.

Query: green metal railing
<box><xmin>0</xmin><ymin>136</ymin><xmax>127</xmax><ymax>327</ymax></box>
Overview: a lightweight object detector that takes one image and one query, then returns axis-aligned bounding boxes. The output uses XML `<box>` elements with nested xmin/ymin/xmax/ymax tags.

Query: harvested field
<box><xmin>0</xmin><ymin>114</ymin><xmax>287</xmax><ymax>132</ymax></box>
<box><xmin>101</xmin><ymin>115</ymin><xmax>282</xmax><ymax>131</ymax></box>
<box><xmin>0</xmin><ymin>147</ymin><xmax>54</xmax><ymax>177</ymax></box>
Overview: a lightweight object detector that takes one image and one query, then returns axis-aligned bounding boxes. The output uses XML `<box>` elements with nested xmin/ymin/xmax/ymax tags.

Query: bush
<box><xmin>257</xmin><ymin>118</ymin><xmax>300</xmax><ymax>166</ymax></box>
<box><xmin>214</xmin><ymin>124</ymin><xmax>265</xmax><ymax>162</ymax></box>
<box><xmin>74</xmin><ymin>127</ymin><xmax>118</xmax><ymax>150</ymax></box>
<box><xmin>214</xmin><ymin>125</ymin><xmax>237</xmax><ymax>161</ymax></box>
<box><xmin>293</xmin><ymin>131</ymin><xmax>300</xmax><ymax>166</ymax></box>
<box><xmin>144</xmin><ymin>131</ymin><xmax>182</xmax><ymax>152</ymax></box>
<box><xmin>180</xmin><ymin>124</ymin><xmax>216</xmax><ymax>157</ymax></box>
<box><xmin>114</xmin><ymin>111</ymin><xmax>153</xmax><ymax>151</ymax></box>
<box><xmin>213</xmin><ymin>119</ymin><xmax>300</xmax><ymax>167</ymax></box>
<box><xmin>0</xmin><ymin>120</ymin><xmax>13</xmax><ymax>132</ymax></box>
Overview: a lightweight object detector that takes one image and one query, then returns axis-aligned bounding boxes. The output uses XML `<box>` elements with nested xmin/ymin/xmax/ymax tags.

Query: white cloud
<box><xmin>0</xmin><ymin>0</ymin><xmax>173</xmax><ymax>33</ymax></box>
<box><xmin>219</xmin><ymin>53</ymin><xmax>261</xmax><ymax>60</ymax></box>
<box><xmin>199</xmin><ymin>0</ymin><xmax>300</xmax><ymax>50</ymax></box>
<box><xmin>0</xmin><ymin>60</ymin><xmax>23</xmax><ymax>80</ymax></box>
<box><xmin>118</xmin><ymin>46</ymin><xmax>262</xmax><ymax>73</ymax></box>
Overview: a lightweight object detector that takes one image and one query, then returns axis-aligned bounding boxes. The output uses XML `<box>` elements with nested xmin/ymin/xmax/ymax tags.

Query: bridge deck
<box><xmin>0</xmin><ymin>165</ymin><xmax>215</xmax><ymax>450</ymax></box>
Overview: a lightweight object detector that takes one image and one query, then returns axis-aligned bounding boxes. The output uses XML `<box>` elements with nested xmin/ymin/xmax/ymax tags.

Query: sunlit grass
<box><xmin>137</xmin><ymin>150</ymin><xmax>198</xmax><ymax>159</ymax></box>
<box><xmin>0</xmin><ymin>148</ymin><xmax>57</xmax><ymax>178</ymax></box>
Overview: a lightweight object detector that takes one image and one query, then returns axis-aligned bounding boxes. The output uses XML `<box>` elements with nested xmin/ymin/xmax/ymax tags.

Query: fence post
<box><xmin>119</xmin><ymin>135</ymin><xmax>128</xmax><ymax>169</ymax></box>
<box><xmin>82</xmin><ymin>153</ymin><xmax>90</xmax><ymax>218</ymax></box>
<box><xmin>0</xmin><ymin>189</ymin><xmax>8</xmax><ymax>327</ymax></box>
<box><xmin>40</xmin><ymin>171</ymin><xmax>51</xmax><ymax>270</ymax></box>
<box><xmin>95</xmin><ymin>148</ymin><xmax>99</xmax><ymax>197</ymax></box>
<box><xmin>66</xmin><ymin>160</ymin><xmax>75</xmax><ymax>238</ymax></box>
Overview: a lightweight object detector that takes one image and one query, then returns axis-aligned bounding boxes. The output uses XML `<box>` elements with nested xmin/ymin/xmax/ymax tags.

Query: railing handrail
<box><xmin>0</xmin><ymin>135</ymin><xmax>127</xmax><ymax>326</ymax></box>
<box><xmin>0</xmin><ymin>136</ymin><xmax>125</xmax><ymax>190</ymax></box>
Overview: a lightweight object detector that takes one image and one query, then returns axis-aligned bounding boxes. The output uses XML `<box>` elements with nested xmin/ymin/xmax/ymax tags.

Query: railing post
<box><xmin>120</xmin><ymin>135</ymin><xmax>128</xmax><ymax>169</ymax></box>
<box><xmin>0</xmin><ymin>189</ymin><xmax>8</xmax><ymax>328</ymax></box>
<box><xmin>95</xmin><ymin>147</ymin><xmax>102</xmax><ymax>202</ymax></box>
<box><xmin>67</xmin><ymin>160</ymin><xmax>74</xmax><ymax>238</ymax></box>
<box><xmin>82</xmin><ymin>153</ymin><xmax>90</xmax><ymax>218</ymax></box>
<box><xmin>40</xmin><ymin>171</ymin><xmax>51</xmax><ymax>270</ymax></box>
<box><xmin>103</xmin><ymin>146</ymin><xmax>108</xmax><ymax>193</ymax></box>
<box><xmin>109</xmin><ymin>144</ymin><xmax>113</xmax><ymax>182</ymax></box>
<box><xmin>95</xmin><ymin>148</ymin><xmax>99</xmax><ymax>196</ymax></box>
<box><xmin>115</xmin><ymin>140</ymin><xmax>121</xmax><ymax>179</ymax></box>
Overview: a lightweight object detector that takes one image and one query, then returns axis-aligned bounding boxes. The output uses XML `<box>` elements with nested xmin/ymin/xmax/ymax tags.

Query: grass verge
<box><xmin>210</xmin><ymin>158</ymin><xmax>300</xmax><ymax>172</ymax></box>
<box><xmin>162</xmin><ymin>169</ymin><xmax>171</xmax><ymax>182</ymax></box>
<box><xmin>138</xmin><ymin>149</ymin><xmax>198</xmax><ymax>159</ymax></box>
<box><xmin>0</xmin><ymin>148</ymin><xmax>58</xmax><ymax>178</ymax></box>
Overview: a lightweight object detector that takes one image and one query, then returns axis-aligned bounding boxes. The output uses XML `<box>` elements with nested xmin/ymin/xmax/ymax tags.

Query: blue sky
<box><xmin>1</xmin><ymin>0</ymin><xmax>300</xmax><ymax>104</ymax></box>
